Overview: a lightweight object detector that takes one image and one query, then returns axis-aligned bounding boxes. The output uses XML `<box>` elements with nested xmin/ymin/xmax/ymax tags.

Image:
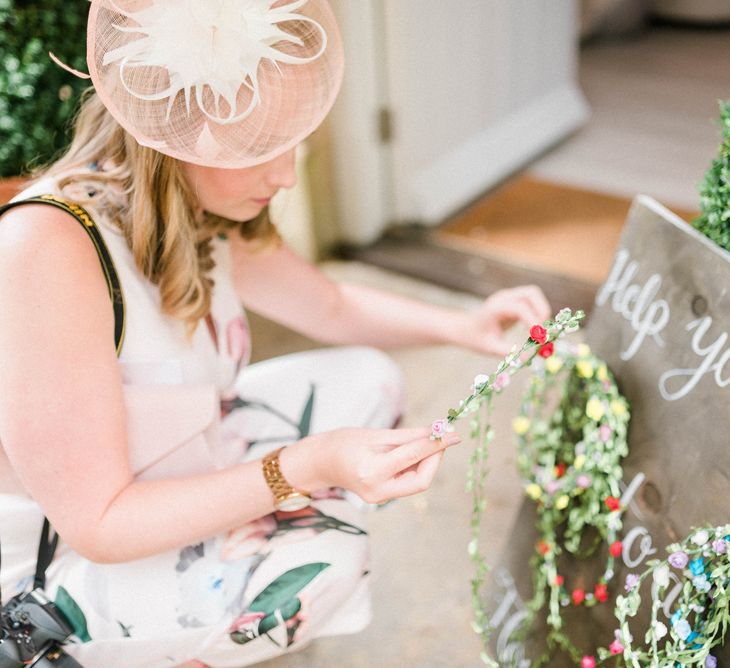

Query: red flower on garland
<box><xmin>571</xmin><ymin>588</ymin><xmax>586</xmax><ymax>605</ymax></box>
<box><xmin>604</xmin><ymin>496</ymin><xmax>621</xmax><ymax>512</ymax></box>
<box><xmin>554</xmin><ymin>574</ymin><xmax>564</xmax><ymax>586</ymax></box>
<box><xmin>594</xmin><ymin>582</ymin><xmax>608</xmax><ymax>603</ymax></box>
<box><xmin>555</xmin><ymin>462</ymin><xmax>567</xmax><ymax>478</ymax></box>
<box><xmin>609</xmin><ymin>540</ymin><xmax>623</xmax><ymax>557</ymax></box>
<box><xmin>537</xmin><ymin>540</ymin><xmax>551</xmax><ymax>555</ymax></box>
<box><xmin>538</xmin><ymin>342</ymin><xmax>554</xmax><ymax>358</ymax></box>
<box><xmin>529</xmin><ymin>324</ymin><xmax>547</xmax><ymax>344</ymax></box>
<box><xmin>581</xmin><ymin>657</ymin><xmax>596</xmax><ymax>668</ymax></box>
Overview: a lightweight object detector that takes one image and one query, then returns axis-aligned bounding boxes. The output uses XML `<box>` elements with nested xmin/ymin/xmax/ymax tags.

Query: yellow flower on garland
<box><xmin>577</xmin><ymin>343</ymin><xmax>591</xmax><ymax>357</ymax></box>
<box><xmin>610</xmin><ymin>399</ymin><xmax>627</xmax><ymax>416</ymax></box>
<box><xmin>576</xmin><ymin>359</ymin><xmax>594</xmax><ymax>378</ymax></box>
<box><xmin>555</xmin><ymin>494</ymin><xmax>570</xmax><ymax>510</ymax></box>
<box><xmin>512</xmin><ymin>416</ymin><xmax>531</xmax><ymax>435</ymax></box>
<box><xmin>574</xmin><ymin>454</ymin><xmax>586</xmax><ymax>470</ymax></box>
<box><xmin>545</xmin><ymin>356</ymin><xmax>563</xmax><ymax>374</ymax></box>
<box><xmin>525</xmin><ymin>483</ymin><xmax>542</xmax><ymax>500</ymax></box>
<box><xmin>597</xmin><ymin>364</ymin><xmax>609</xmax><ymax>382</ymax></box>
<box><xmin>586</xmin><ymin>397</ymin><xmax>605</xmax><ymax>421</ymax></box>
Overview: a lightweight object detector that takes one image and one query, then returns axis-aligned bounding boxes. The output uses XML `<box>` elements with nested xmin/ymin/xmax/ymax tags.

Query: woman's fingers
<box><xmin>513</xmin><ymin>285</ymin><xmax>551</xmax><ymax>323</ymax></box>
<box><xmin>385</xmin><ymin>432</ymin><xmax>460</xmax><ymax>477</ymax></box>
<box><xmin>381</xmin><ymin>450</ymin><xmax>445</xmax><ymax>500</ymax></box>
<box><xmin>361</xmin><ymin>427</ymin><xmax>432</xmax><ymax>447</ymax></box>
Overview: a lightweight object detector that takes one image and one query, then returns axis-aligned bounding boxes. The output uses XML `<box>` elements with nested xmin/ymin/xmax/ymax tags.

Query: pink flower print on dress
<box><xmin>229</xmin><ymin>611</ymin><xmax>266</xmax><ymax>633</ymax></box>
<box><xmin>222</xmin><ymin>515</ymin><xmax>277</xmax><ymax>560</ymax></box>
<box><xmin>226</xmin><ymin>316</ymin><xmax>250</xmax><ymax>367</ymax></box>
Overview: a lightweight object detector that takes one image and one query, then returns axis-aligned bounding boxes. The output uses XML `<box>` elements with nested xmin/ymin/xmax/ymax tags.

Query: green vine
<box><xmin>513</xmin><ymin>345</ymin><xmax>630</xmax><ymax>667</ymax></box>
<box><xmin>441</xmin><ymin>316</ymin><xmax>729</xmax><ymax>667</ymax></box>
<box><xmin>438</xmin><ymin>307</ymin><xmax>586</xmax><ymax>666</ymax></box>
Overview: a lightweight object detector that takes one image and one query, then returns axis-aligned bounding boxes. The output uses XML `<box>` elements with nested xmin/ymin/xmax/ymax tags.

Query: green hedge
<box><xmin>694</xmin><ymin>101</ymin><xmax>730</xmax><ymax>253</ymax></box>
<box><xmin>0</xmin><ymin>0</ymin><xmax>89</xmax><ymax>177</ymax></box>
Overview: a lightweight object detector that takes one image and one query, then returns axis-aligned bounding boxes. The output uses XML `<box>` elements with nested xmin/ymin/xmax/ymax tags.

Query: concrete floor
<box><xmin>252</xmin><ymin>262</ymin><xmax>533</xmax><ymax>668</ymax></box>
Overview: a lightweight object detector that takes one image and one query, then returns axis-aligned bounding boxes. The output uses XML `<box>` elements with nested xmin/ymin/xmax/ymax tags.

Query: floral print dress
<box><xmin>0</xmin><ymin>180</ymin><xmax>405</xmax><ymax>668</ymax></box>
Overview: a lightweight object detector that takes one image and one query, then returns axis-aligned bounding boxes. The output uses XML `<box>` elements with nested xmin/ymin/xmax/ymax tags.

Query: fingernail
<box><xmin>444</xmin><ymin>434</ymin><xmax>462</xmax><ymax>446</ymax></box>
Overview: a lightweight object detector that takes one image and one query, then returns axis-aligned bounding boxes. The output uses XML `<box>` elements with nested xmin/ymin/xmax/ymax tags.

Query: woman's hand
<box><xmin>460</xmin><ymin>285</ymin><xmax>552</xmax><ymax>357</ymax></box>
<box><xmin>281</xmin><ymin>427</ymin><xmax>461</xmax><ymax>504</ymax></box>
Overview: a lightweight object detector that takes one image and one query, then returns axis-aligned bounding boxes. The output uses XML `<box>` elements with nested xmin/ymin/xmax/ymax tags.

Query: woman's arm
<box><xmin>0</xmin><ymin>208</ymin><xmax>458</xmax><ymax>564</ymax></box>
<box><xmin>231</xmin><ymin>236</ymin><xmax>551</xmax><ymax>356</ymax></box>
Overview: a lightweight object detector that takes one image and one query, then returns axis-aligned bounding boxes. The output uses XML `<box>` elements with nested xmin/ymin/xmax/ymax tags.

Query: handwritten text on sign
<box><xmin>595</xmin><ymin>249</ymin><xmax>729</xmax><ymax>401</ymax></box>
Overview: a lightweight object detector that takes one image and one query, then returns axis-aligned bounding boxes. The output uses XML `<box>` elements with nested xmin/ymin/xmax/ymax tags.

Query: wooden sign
<box><xmin>486</xmin><ymin>196</ymin><xmax>730</xmax><ymax>666</ymax></box>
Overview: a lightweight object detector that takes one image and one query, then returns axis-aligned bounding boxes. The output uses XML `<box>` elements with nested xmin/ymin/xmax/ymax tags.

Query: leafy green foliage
<box><xmin>0</xmin><ymin>0</ymin><xmax>89</xmax><ymax>176</ymax></box>
<box><xmin>694</xmin><ymin>100</ymin><xmax>730</xmax><ymax>252</ymax></box>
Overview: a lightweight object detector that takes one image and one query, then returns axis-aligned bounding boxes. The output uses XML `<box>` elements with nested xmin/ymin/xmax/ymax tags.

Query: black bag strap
<box><xmin>0</xmin><ymin>194</ymin><xmax>126</xmax><ymax>355</ymax></box>
<box><xmin>0</xmin><ymin>194</ymin><xmax>126</xmax><ymax>593</ymax></box>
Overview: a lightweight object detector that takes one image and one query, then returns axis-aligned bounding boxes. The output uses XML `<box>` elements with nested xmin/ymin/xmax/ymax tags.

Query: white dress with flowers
<box><xmin>0</xmin><ymin>179</ymin><xmax>405</xmax><ymax>668</ymax></box>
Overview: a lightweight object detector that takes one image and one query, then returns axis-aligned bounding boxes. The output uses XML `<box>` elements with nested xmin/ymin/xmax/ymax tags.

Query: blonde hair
<box><xmin>41</xmin><ymin>90</ymin><xmax>280</xmax><ymax>331</ymax></box>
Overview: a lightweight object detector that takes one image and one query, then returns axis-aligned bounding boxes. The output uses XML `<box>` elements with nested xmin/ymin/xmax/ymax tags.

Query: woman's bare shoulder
<box><xmin>0</xmin><ymin>203</ymin><xmax>114</xmax><ymax>349</ymax></box>
<box><xmin>0</xmin><ymin>203</ymin><xmax>107</xmax><ymax>282</ymax></box>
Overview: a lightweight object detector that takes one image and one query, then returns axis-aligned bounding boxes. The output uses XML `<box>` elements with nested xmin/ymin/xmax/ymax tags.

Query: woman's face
<box><xmin>181</xmin><ymin>147</ymin><xmax>298</xmax><ymax>221</ymax></box>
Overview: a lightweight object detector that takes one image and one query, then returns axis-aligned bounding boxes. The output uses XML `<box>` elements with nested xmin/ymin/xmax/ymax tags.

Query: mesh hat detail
<box><xmin>87</xmin><ymin>0</ymin><xmax>344</xmax><ymax>167</ymax></box>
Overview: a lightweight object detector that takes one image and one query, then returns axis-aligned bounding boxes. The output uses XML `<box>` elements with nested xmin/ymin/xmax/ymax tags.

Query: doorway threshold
<box><xmin>334</xmin><ymin>225</ymin><xmax>599</xmax><ymax>317</ymax></box>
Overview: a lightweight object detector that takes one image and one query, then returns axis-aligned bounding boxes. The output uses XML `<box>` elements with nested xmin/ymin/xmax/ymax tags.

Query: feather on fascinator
<box><xmin>85</xmin><ymin>0</ymin><xmax>344</xmax><ymax>167</ymax></box>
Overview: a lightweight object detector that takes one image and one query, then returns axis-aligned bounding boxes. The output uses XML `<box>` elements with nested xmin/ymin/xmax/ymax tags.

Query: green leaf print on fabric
<box><xmin>297</xmin><ymin>385</ymin><xmax>315</xmax><ymax>437</ymax></box>
<box><xmin>221</xmin><ymin>385</ymin><xmax>317</xmax><ymax>445</ymax></box>
<box><xmin>55</xmin><ymin>586</ymin><xmax>91</xmax><ymax>642</ymax></box>
<box><xmin>275</xmin><ymin>507</ymin><xmax>366</xmax><ymax>537</ymax></box>
<box><xmin>229</xmin><ymin>563</ymin><xmax>330</xmax><ymax>645</ymax></box>
<box><xmin>249</xmin><ymin>562</ymin><xmax>329</xmax><ymax>614</ymax></box>
<box><xmin>257</xmin><ymin>597</ymin><xmax>302</xmax><ymax>636</ymax></box>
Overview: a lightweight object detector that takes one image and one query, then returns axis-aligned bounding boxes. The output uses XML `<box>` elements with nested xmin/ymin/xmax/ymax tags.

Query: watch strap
<box><xmin>261</xmin><ymin>447</ymin><xmax>311</xmax><ymax>507</ymax></box>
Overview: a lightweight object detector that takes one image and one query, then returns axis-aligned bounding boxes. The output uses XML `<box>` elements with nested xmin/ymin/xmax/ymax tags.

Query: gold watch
<box><xmin>261</xmin><ymin>447</ymin><xmax>312</xmax><ymax>512</ymax></box>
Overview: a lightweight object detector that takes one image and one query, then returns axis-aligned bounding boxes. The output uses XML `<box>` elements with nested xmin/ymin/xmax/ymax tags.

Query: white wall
<box><xmin>328</xmin><ymin>0</ymin><xmax>588</xmax><ymax>243</ymax></box>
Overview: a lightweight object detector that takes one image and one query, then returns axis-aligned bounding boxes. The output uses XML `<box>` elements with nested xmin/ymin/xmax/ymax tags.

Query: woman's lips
<box><xmin>251</xmin><ymin>197</ymin><xmax>272</xmax><ymax>206</ymax></box>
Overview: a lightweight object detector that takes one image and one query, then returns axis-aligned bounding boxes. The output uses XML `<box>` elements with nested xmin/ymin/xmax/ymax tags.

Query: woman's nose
<box><xmin>264</xmin><ymin>148</ymin><xmax>298</xmax><ymax>190</ymax></box>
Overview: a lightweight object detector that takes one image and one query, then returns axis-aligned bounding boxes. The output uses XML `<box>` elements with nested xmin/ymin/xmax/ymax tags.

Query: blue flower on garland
<box><xmin>689</xmin><ymin>558</ymin><xmax>705</xmax><ymax>576</ymax></box>
<box><xmin>670</xmin><ymin>610</ymin><xmax>682</xmax><ymax>627</ymax></box>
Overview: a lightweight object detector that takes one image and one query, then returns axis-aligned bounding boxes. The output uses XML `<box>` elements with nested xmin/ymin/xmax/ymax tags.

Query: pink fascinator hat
<box><xmin>85</xmin><ymin>0</ymin><xmax>344</xmax><ymax>168</ymax></box>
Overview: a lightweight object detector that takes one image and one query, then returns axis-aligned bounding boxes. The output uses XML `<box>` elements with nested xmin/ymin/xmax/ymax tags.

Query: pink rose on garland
<box><xmin>609</xmin><ymin>639</ymin><xmax>624</xmax><ymax>655</ymax></box>
<box><xmin>431</xmin><ymin>419</ymin><xmax>448</xmax><ymax>440</ymax></box>
<box><xmin>493</xmin><ymin>372</ymin><xmax>510</xmax><ymax>391</ymax></box>
<box><xmin>530</xmin><ymin>325</ymin><xmax>548</xmax><ymax>344</ymax></box>
<box><xmin>581</xmin><ymin>656</ymin><xmax>596</xmax><ymax>668</ymax></box>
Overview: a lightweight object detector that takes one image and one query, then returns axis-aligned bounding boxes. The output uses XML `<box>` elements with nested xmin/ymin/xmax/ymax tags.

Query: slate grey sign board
<box><xmin>487</xmin><ymin>196</ymin><xmax>730</xmax><ymax>666</ymax></box>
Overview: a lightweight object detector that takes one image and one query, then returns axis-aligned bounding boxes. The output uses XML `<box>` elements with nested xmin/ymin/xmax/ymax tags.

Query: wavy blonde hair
<box><xmin>40</xmin><ymin>90</ymin><xmax>280</xmax><ymax>331</ymax></box>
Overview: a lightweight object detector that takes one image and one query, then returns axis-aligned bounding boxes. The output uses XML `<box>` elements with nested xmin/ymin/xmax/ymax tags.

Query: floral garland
<box><xmin>512</xmin><ymin>343</ymin><xmax>630</xmax><ymax>666</ymax></box>
<box><xmin>433</xmin><ymin>308</ymin><xmax>586</xmax><ymax>667</ymax></box>
<box><xmin>600</xmin><ymin>525</ymin><xmax>730</xmax><ymax>667</ymax></box>
<box><xmin>435</xmin><ymin>309</ymin><xmax>729</xmax><ymax>667</ymax></box>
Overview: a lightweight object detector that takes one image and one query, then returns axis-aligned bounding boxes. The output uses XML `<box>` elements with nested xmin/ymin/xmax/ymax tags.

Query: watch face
<box><xmin>277</xmin><ymin>494</ymin><xmax>311</xmax><ymax>512</ymax></box>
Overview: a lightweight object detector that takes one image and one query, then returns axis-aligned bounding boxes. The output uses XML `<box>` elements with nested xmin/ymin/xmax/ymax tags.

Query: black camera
<box><xmin>0</xmin><ymin>589</ymin><xmax>82</xmax><ymax>667</ymax></box>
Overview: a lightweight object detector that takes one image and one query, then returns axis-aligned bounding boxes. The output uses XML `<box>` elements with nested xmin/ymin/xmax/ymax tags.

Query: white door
<box><xmin>328</xmin><ymin>0</ymin><xmax>589</xmax><ymax>243</ymax></box>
